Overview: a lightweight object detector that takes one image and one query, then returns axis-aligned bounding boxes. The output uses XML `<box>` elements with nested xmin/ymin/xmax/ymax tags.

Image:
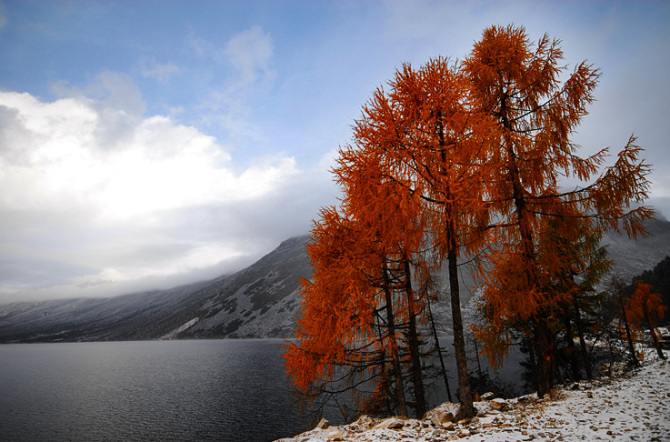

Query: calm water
<box><xmin>0</xmin><ymin>339</ymin><xmax>314</xmax><ymax>442</ymax></box>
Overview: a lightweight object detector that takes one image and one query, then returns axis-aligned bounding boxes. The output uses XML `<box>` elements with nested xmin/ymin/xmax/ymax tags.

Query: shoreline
<box><xmin>277</xmin><ymin>352</ymin><xmax>670</xmax><ymax>441</ymax></box>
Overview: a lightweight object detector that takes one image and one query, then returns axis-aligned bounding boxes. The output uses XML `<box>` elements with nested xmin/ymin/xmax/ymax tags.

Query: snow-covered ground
<box><xmin>277</xmin><ymin>351</ymin><xmax>670</xmax><ymax>441</ymax></box>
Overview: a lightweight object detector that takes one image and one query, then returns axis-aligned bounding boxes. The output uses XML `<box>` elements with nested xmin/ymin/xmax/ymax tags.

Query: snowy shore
<box><xmin>277</xmin><ymin>353</ymin><xmax>669</xmax><ymax>441</ymax></box>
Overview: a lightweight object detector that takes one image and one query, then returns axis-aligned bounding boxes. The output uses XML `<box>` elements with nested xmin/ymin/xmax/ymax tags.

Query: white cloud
<box><xmin>0</xmin><ymin>91</ymin><xmax>298</xmax><ymax>219</ymax></box>
<box><xmin>224</xmin><ymin>25</ymin><xmax>274</xmax><ymax>86</ymax></box>
<box><xmin>0</xmin><ymin>84</ymin><xmax>303</xmax><ymax>301</ymax></box>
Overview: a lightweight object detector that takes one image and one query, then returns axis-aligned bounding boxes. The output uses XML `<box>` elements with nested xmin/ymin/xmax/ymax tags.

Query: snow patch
<box><xmin>160</xmin><ymin>317</ymin><xmax>199</xmax><ymax>340</ymax></box>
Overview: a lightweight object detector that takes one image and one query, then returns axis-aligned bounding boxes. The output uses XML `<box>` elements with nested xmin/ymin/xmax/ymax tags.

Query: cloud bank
<box><xmin>0</xmin><ymin>81</ymin><xmax>327</xmax><ymax>302</ymax></box>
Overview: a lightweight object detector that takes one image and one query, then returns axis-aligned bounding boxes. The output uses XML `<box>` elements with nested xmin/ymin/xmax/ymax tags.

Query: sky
<box><xmin>0</xmin><ymin>0</ymin><xmax>668</xmax><ymax>303</ymax></box>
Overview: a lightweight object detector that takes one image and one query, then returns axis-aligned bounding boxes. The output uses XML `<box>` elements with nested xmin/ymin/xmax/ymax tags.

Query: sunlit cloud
<box><xmin>0</xmin><ymin>82</ymin><xmax>300</xmax><ymax>300</ymax></box>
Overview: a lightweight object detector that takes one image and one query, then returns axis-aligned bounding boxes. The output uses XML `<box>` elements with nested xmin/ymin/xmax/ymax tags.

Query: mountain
<box><xmin>1</xmin><ymin>217</ymin><xmax>669</xmax><ymax>344</ymax></box>
<box><xmin>601</xmin><ymin>216</ymin><xmax>670</xmax><ymax>281</ymax></box>
<box><xmin>0</xmin><ymin>236</ymin><xmax>311</xmax><ymax>343</ymax></box>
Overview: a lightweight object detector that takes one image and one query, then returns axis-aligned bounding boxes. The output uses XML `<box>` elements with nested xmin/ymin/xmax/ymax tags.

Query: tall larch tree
<box><xmin>285</xmin><ymin>135</ymin><xmax>432</xmax><ymax>418</ymax></box>
<box><xmin>391</xmin><ymin>59</ymin><xmax>494</xmax><ymax>417</ymax></box>
<box><xmin>334</xmin><ymin>144</ymin><xmax>430</xmax><ymax>416</ymax></box>
<box><xmin>463</xmin><ymin>25</ymin><xmax>654</xmax><ymax>395</ymax></box>
<box><xmin>343</xmin><ymin>58</ymin><xmax>495</xmax><ymax>418</ymax></box>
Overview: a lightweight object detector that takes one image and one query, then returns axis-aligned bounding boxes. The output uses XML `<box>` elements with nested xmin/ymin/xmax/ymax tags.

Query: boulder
<box><xmin>430</xmin><ymin>410</ymin><xmax>455</xmax><ymax>427</ymax></box>
<box><xmin>480</xmin><ymin>392</ymin><xmax>496</xmax><ymax>401</ymax></box>
<box><xmin>325</xmin><ymin>429</ymin><xmax>344</xmax><ymax>440</ymax></box>
<box><xmin>316</xmin><ymin>418</ymin><xmax>330</xmax><ymax>430</ymax></box>
<box><xmin>348</xmin><ymin>415</ymin><xmax>375</xmax><ymax>433</ymax></box>
<box><xmin>375</xmin><ymin>417</ymin><xmax>406</xmax><ymax>430</ymax></box>
<box><xmin>489</xmin><ymin>398</ymin><xmax>510</xmax><ymax>412</ymax></box>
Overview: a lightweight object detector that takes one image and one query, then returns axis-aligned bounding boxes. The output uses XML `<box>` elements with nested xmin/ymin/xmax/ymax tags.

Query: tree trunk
<box><xmin>618</xmin><ymin>291</ymin><xmax>639</xmax><ymax>367</ymax></box>
<box><xmin>373</xmin><ymin>310</ymin><xmax>394</xmax><ymax>416</ymax></box>
<box><xmin>644</xmin><ymin>308</ymin><xmax>667</xmax><ymax>360</ymax></box>
<box><xmin>403</xmin><ymin>257</ymin><xmax>427</xmax><ymax>417</ymax></box>
<box><xmin>619</xmin><ymin>288</ymin><xmax>640</xmax><ymax>367</ymax></box>
<box><xmin>426</xmin><ymin>286</ymin><xmax>453</xmax><ymax>402</ymax></box>
<box><xmin>533</xmin><ymin>318</ymin><xmax>553</xmax><ymax>397</ymax></box>
<box><xmin>382</xmin><ymin>261</ymin><xmax>408</xmax><ymax>416</ymax></box>
<box><xmin>448</xmin><ymin>246</ymin><xmax>475</xmax><ymax>418</ymax></box>
<box><xmin>573</xmin><ymin>298</ymin><xmax>593</xmax><ymax>379</ymax></box>
<box><xmin>564</xmin><ymin>316</ymin><xmax>581</xmax><ymax>381</ymax></box>
<box><xmin>502</xmin><ymin>100</ymin><xmax>555</xmax><ymax>396</ymax></box>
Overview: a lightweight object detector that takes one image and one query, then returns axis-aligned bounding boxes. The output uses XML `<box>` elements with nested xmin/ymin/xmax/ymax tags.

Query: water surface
<box><xmin>0</xmin><ymin>339</ymin><xmax>312</xmax><ymax>442</ymax></box>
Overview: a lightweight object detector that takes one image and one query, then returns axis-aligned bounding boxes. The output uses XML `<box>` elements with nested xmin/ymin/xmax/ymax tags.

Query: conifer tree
<box><xmin>627</xmin><ymin>281</ymin><xmax>667</xmax><ymax>360</ymax></box>
<box><xmin>344</xmin><ymin>58</ymin><xmax>493</xmax><ymax>417</ymax></box>
<box><xmin>463</xmin><ymin>25</ymin><xmax>654</xmax><ymax>395</ymax></box>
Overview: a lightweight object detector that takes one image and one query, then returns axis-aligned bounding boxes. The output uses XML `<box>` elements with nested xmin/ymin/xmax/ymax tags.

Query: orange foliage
<box><xmin>284</xmin><ymin>23</ymin><xmax>655</xmax><ymax>409</ymax></box>
<box><xmin>626</xmin><ymin>281</ymin><xmax>667</xmax><ymax>337</ymax></box>
<box><xmin>464</xmin><ymin>25</ymin><xmax>653</xmax><ymax>393</ymax></box>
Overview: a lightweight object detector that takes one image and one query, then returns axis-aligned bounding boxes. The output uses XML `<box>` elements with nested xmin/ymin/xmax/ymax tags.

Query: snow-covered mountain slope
<box><xmin>0</xmin><ymin>217</ymin><xmax>668</xmax><ymax>344</ymax></box>
<box><xmin>175</xmin><ymin>235</ymin><xmax>311</xmax><ymax>339</ymax></box>
<box><xmin>603</xmin><ymin>216</ymin><xmax>670</xmax><ymax>280</ymax></box>
<box><xmin>0</xmin><ymin>236</ymin><xmax>311</xmax><ymax>342</ymax></box>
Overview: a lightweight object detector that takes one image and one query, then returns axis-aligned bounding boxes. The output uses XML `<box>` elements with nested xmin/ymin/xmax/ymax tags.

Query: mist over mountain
<box><xmin>1</xmin><ymin>218</ymin><xmax>669</xmax><ymax>344</ymax></box>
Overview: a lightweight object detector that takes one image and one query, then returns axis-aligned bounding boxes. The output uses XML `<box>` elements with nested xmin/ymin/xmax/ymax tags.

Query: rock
<box><xmin>430</xmin><ymin>410</ymin><xmax>455</xmax><ymax>427</ymax></box>
<box><xmin>516</xmin><ymin>394</ymin><xmax>536</xmax><ymax>406</ymax></box>
<box><xmin>376</xmin><ymin>417</ymin><xmax>406</xmax><ymax>430</ymax></box>
<box><xmin>325</xmin><ymin>429</ymin><xmax>344</xmax><ymax>440</ymax></box>
<box><xmin>316</xmin><ymin>418</ymin><xmax>330</xmax><ymax>430</ymax></box>
<box><xmin>490</xmin><ymin>398</ymin><xmax>510</xmax><ymax>412</ymax></box>
<box><xmin>481</xmin><ymin>392</ymin><xmax>496</xmax><ymax>401</ymax></box>
<box><xmin>349</xmin><ymin>415</ymin><xmax>375</xmax><ymax>432</ymax></box>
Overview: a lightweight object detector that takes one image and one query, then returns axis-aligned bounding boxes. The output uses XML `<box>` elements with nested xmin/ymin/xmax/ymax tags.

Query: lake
<box><xmin>0</xmin><ymin>339</ymin><xmax>314</xmax><ymax>442</ymax></box>
<box><xmin>0</xmin><ymin>338</ymin><xmax>527</xmax><ymax>441</ymax></box>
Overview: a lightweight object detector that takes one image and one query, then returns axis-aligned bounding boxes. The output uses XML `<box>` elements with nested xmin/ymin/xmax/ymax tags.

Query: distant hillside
<box><xmin>1</xmin><ymin>217</ymin><xmax>669</xmax><ymax>344</ymax></box>
<box><xmin>602</xmin><ymin>216</ymin><xmax>670</xmax><ymax>281</ymax></box>
<box><xmin>0</xmin><ymin>236</ymin><xmax>311</xmax><ymax>343</ymax></box>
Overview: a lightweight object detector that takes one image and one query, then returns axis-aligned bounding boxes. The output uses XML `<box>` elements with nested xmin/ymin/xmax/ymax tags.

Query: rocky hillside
<box><xmin>1</xmin><ymin>217</ymin><xmax>669</xmax><ymax>344</ymax></box>
<box><xmin>0</xmin><ymin>236</ymin><xmax>311</xmax><ymax>343</ymax></box>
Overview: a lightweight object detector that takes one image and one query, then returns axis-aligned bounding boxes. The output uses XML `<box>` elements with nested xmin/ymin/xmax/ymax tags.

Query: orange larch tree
<box><xmin>627</xmin><ymin>281</ymin><xmax>668</xmax><ymax>360</ymax></box>
<box><xmin>463</xmin><ymin>25</ymin><xmax>654</xmax><ymax>395</ymax></box>
<box><xmin>285</xmin><ymin>143</ymin><xmax>431</xmax><ymax>418</ymax></box>
<box><xmin>341</xmin><ymin>57</ymin><xmax>495</xmax><ymax>418</ymax></box>
<box><xmin>285</xmin><ymin>57</ymin><xmax>494</xmax><ymax>419</ymax></box>
<box><xmin>335</xmin><ymin>127</ymin><xmax>430</xmax><ymax>417</ymax></box>
<box><xmin>284</xmin><ymin>202</ymin><xmax>425</xmax><ymax>418</ymax></box>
